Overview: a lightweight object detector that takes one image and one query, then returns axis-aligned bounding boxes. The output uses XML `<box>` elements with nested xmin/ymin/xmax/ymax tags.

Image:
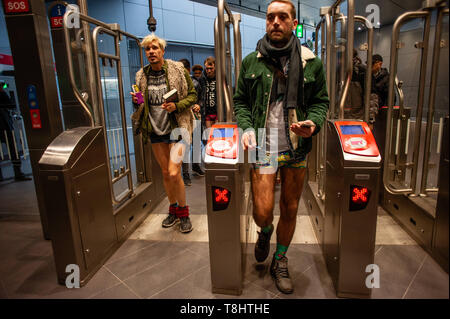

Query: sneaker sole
<box><xmin>179</xmin><ymin>226</ymin><xmax>193</xmax><ymax>233</ymax></box>
<box><xmin>162</xmin><ymin>219</ymin><xmax>180</xmax><ymax>228</ymax></box>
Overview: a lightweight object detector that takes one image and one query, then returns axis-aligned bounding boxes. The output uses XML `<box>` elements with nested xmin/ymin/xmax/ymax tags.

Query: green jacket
<box><xmin>233</xmin><ymin>46</ymin><xmax>329</xmax><ymax>160</ymax></box>
<box><xmin>136</xmin><ymin>60</ymin><xmax>197</xmax><ymax>143</ymax></box>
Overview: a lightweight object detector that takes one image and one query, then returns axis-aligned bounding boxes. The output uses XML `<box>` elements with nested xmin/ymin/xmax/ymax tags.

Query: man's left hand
<box><xmin>290</xmin><ymin>120</ymin><xmax>316</xmax><ymax>138</ymax></box>
<box><xmin>162</xmin><ymin>102</ymin><xmax>176</xmax><ymax>113</ymax></box>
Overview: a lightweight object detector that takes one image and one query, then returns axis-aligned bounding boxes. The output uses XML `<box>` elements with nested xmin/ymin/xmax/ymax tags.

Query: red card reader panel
<box><xmin>335</xmin><ymin>121</ymin><xmax>379</xmax><ymax>157</ymax></box>
<box><xmin>206</xmin><ymin>124</ymin><xmax>238</xmax><ymax>159</ymax></box>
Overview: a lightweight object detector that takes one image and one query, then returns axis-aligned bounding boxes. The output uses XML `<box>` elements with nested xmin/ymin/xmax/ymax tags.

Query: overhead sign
<box><xmin>2</xmin><ymin>0</ymin><xmax>30</xmax><ymax>14</ymax></box>
<box><xmin>296</xmin><ymin>23</ymin><xmax>303</xmax><ymax>38</ymax></box>
<box><xmin>49</xmin><ymin>3</ymin><xmax>66</xmax><ymax>28</ymax></box>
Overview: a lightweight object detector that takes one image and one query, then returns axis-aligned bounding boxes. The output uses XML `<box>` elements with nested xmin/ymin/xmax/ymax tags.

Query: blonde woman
<box><xmin>131</xmin><ymin>34</ymin><xmax>197</xmax><ymax>233</ymax></box>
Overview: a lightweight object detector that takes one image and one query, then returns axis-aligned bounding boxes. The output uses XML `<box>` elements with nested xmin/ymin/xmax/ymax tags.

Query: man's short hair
<box><xmin>179</xmin><ymin>58</ymin><xmax>190</xmax><ymax>70</ymax></box>
<box><xmin>372</xmin><ymin>54</ymin><xmax>383</xmax><ymax>63</ymax></box>
<box><xmin>192</xmin><ymin>64</ymin><xmax>203</xmax><ymax>72</ymax></box>
<box><xmin>141</xmin><ymin>33</ymin><xmax>167</xmax><ymax>50</ymax></box>
<box><xmin>204</xmin><ymin>56</ymin><xmax>215</xmax><ymax>66</ymax></box>
<box><xmin>268</xmin><ymin>0</ymin><xmax>296</xmax><ymax>20</ymax></box>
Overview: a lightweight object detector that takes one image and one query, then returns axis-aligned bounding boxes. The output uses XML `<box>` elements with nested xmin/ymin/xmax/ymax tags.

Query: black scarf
<box><xmin>256</xmin><ymin>33</ymin><xmax>304</xmax><ymax>110</ymax></box>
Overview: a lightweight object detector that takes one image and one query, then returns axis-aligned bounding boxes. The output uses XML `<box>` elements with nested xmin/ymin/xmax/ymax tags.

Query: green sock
<box><xmin>275</xmin><ymin>243</ymin><xmax>288</xmax><ymax>260</ymax></box>
<box><xmin>261</xmin><ymin>224</ymin><xmax>273</xmax><ymax>234</ymax></box>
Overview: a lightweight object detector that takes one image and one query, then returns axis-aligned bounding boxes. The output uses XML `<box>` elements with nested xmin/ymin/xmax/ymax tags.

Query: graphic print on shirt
<box><xmin>205</xmin><ymin>79</ymin><xmax>216</xmax><ymax>114</ymax></box>
<box><xmin>148</xmin><ymin>73</ymin><xmax>167</xmax><ymax>106</ymax></box>
<box><xmin>148</xmin><ymin>72</ymin><xmax>171</xmax><ymax>135</ymax></box>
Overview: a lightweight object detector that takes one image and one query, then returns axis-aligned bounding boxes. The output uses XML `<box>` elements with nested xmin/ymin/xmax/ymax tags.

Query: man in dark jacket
<box><xmin>371</xmin><ymin>54</ymin><xmax>390</xmax><ymax>107</ymax></box>
<box><xmin>178</xmin><ymin>59</ymin><xmax>205</xmax><ymax>186</ymax></box>
<box><xmin>233</xmin><ymin>0</ymin><xmax>328</xmax><ymax>294</ymax></box>
<box><xmin>198</xmin><ymin>56</ymin><xmax>217</xmax><ymax>129</ymax></box>
<box><xmin>0</xmin><ymin>82</ymin><xmax>30</xmax><ymax>181</ymax></box>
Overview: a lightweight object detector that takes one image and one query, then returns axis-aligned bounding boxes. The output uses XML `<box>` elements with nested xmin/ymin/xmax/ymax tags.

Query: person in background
<box><xmin>179</xmin><ymin>59</ymin><xmax>205</xmax><ymax>187</ymax></box>
<box><xmin>371</xmin><ymin>54</ymin><xmax>390</xmax><ymax>108</ymax></box>
<box><xmin>192</xmin><ymin>64</ymin><xmax>203</xmax><ymax>81</ymax></box>
<box><xmin>198</xmin><ymin>57</ymin><xmax>217</xmax><ymax>130</ymax></box>
<box><xmin>0</xmin><ymin>82</ymin><xmax>31</xmax><ymax>182</ymax></box>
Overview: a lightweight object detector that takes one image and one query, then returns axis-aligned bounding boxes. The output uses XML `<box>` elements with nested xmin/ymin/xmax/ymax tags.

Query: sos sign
<box><xmin>3</xmin><ymin>0</ymin><xmax>30</xmax><ymax>14</ymax></box>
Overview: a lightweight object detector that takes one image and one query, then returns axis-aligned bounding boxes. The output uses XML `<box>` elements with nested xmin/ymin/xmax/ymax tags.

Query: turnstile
<box><xmin>39</xmin><ymin>127</ymin><xmax>116</xmax><ymax>285</ymax></box>
<box><xmin>324</xmin><ymin>120</ymin><xmax>381</xmax><ymax>298</ymax></box>
<box><xmin>204</xmin><ymin>123</ymin><xmax>251</xmax><ymax>295</ymax></box>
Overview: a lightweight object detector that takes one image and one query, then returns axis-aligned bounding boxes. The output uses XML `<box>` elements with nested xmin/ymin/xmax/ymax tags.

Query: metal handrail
<box><xmin>384</xmin><ymin>10</ymin><xmax>431</xmax><ymax>195</ymax></box>
<box><xmin>315</xmin><ymin>9</ymin><xmax>331</xmax><ymax>197</ymax></box>
<box><xmin>215</xmin><ymin>0</ymin><xmax>242</xmax><ymax>123</ymax></box>
<box><xmin>338</xmin><ymin>0</ymin><xmax>354</xmax><ymax>120</ymax></box>
<box><xmin>93</xmin><ymin>26</ymin><xmax>135</xmax><ymax>205</ymax></box>
<box><xmin>63</xmin><ymin>10</ymin><xmax>144</xmax><ymax>205</ymax></box>
<box><xmin>63</xmin><ymin>9</ymin><xmax>95</xmax><ymax>127</ymax></box>
<box><xmin>354</xmin><ymin>16</ymin><xmax>373</xmax><ymax>124</ymax></box>
<box><xmin>314</xmin><ymin>19</ymin><xmax>323</xmax><ymax>58</ymax></box>
<box><xmin>420</xmin><ymin>7</ymin><xmax>449</xmax><ymax>194</ymax></box>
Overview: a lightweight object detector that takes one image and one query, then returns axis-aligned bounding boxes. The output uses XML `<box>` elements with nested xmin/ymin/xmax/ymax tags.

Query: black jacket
<box><xmin>372</xmin><ymin>68</ymin><xmax>390</xmax><ymax>107</ymax></box>
<box><xmin>0</xmin><ymin>90</ymin><xmax>13</xmax><ymax>132</ymax></box>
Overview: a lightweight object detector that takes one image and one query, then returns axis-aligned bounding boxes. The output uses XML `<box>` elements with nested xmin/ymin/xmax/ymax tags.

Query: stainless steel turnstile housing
<box><xmin>39</xmin><ymin>127</ymin><xmax>116</xmax><ymax>285</ymax></box>
<box><xmin>204</xmin><ymin>124</ymin><xmax>251</xmax><ymax>295</ymax></box>
<box><xmin>324</xmin><ymin>120</ymin><xmax>381</xmax><ymax>298</ymax></box>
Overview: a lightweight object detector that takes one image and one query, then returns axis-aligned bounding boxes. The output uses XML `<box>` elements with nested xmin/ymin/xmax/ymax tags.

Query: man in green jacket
<box><xmin>233</xmin><ymin>0</ymin><xmax>329</xmax><ymax>294</ymax></box>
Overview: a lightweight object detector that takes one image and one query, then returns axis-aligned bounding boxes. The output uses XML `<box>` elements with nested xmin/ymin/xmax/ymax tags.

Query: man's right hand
<box><xmin>241</xmin><ymin>131</ymin><xmax>257</xmax><ymax>151</ymax></box>
<box><xmin>130</xmin><ymin>92</ymin><xmax>138</xmax><ymax>104</ymax></box>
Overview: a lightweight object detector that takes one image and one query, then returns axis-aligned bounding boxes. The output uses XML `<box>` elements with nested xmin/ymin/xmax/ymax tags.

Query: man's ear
<box><xmin>292</xmin><ymin>19</ymin><xmax>298</xmax><ymax>31</ymax></box>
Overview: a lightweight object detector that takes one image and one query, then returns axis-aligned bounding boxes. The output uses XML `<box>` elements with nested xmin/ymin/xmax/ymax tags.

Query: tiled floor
<box><xmin>0</xmin><ymin>176</ymin><xmax>448</xmax><ymax>299</ymax></box>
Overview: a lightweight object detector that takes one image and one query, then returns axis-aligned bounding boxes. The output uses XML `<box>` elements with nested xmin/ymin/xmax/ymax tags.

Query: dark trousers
<box><xmin>1</xmin><ymin>129</ymin><xmax>23</xmax><ymax>178</ymax></box>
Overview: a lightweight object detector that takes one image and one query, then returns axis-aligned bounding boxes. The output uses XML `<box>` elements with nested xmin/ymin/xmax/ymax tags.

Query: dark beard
<box><xmin>268</xmin><ymin>33</ymin><xmax>291</xmax><ymax>48</ymax></box>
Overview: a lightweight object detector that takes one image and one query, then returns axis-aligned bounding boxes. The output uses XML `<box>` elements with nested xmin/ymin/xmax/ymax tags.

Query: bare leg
<box><xmin>277</xmin><ymin>167</ymin><xmax>306</xmax><ymax>246</ymax></box>
<box><xmin>251</xmin><ymin>168</ymin><xmax>277</xmax><ymax>228</ymax></box>
<box><xmin>151</xmin><ymin>142</ymin><xmax>186</xmax><ymax>206</ymax></box>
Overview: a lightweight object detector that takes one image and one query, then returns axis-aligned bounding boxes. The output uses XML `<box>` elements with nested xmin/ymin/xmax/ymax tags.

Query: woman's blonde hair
<box><xmin>141</xmin><ymin>33</ymin><xmax>167</xmax><ymax>50</ymax></box>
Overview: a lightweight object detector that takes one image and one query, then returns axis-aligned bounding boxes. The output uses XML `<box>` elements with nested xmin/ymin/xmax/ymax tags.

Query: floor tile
<box><xmin>106</xmin><ymin>239</ymin><xmax>158</xmax><ymax>265</ymax></box>
<box><xmin>90</xmin><ymin>283</ymin><xmax>141</xmax><ymax>299</ymax></box>
<box><xmin>124</xmin><ymin>248</ymin><xmax>208</xmax><ymax>298</ymax></box>
<box><xmin>105</xmin><ymin>241</ymin><xmax>191</xmax><ymax>281</ymax></box>
<box><xmin>403</xmin><ymin>255</ymin><xmax>449</xmax><ymax>299</ymax></box>
<box><xmin>375</xmin><ymin>215</ymin><xmax>417</xmax><ymax>245</ymax></box>
<box><xmin>371</xmin><ymin>245</ymin><xmax>427</xmax><ymax>299</ymax></box>
<box><xmin>150</xmin><ymin>265</ymin><xmax>215</xmax><ymax>299</ymax></box>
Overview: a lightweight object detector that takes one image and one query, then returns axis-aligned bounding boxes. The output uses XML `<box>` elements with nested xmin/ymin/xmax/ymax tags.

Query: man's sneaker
<box><xmin>254</xmin><ymin>225</ymin><xmax>273</xmax><ymax>262</ymax></box>
<box><xmin>179</xmin><ymin>216</ymin><xmax>193</xmax><ymax>233</ymax></box>
<box><xmin>162</xmin><ymin>205</ymin><xmax>179</xmax><ymax>228</ymax></box>
<box><xmin>270</xmin><ymin>253</ymin><xmax>294</xmax><ymax>294</ymax></box>
<box><xmin>192</xmin><ymin>164</ymin><xmax>205</xmax><ymax>177</ymax></box>
<box><xmin>162</xmin><ymin>213</ymin><xmax>179</xmax><ymax>227</ymax></box>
